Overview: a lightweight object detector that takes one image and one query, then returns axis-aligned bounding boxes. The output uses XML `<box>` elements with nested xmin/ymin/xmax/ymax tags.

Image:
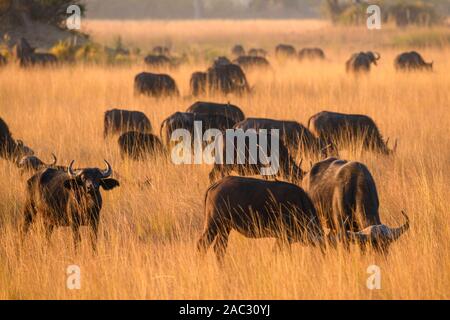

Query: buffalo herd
<box><xmin>0</xmin><ymin>39</ymin><xmax>426</xmax><ymax>262</ymax></box>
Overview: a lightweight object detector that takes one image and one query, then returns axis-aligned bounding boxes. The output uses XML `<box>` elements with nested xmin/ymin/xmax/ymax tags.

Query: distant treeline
<box><xmin>85</xmin><ymin>0</ymin><xmax>320</xmax><ymax>19</ymax></box>
<box><xmin>84</xmin><ymin>0</ymin><xmax>450</xmax><ymax>20</ymax></box>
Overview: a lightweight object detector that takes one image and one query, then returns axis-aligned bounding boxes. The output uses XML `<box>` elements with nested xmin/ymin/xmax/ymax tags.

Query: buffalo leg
<box><xmin>197</xmin><ymin>226</ymin><xmax>218</xmax><ymax>256</ymax></box>
<box><xmin>213</xmin><ymin>228</ymin><xmax>230</xmax><ymax>265</ymax></box>
<box><xmin>72</xmin><ymin>223</ymin><xmax>81</xmax><ymax>252</ymax></box>
<box><xmin>21</xmin><ymin>201</ymin><xmax>36</xmax><ymax>240</ymax></box>
<box><xmin>89</xmin><ymin>218</ymin><xmax>99</xmax><ymax>252</ymax></box>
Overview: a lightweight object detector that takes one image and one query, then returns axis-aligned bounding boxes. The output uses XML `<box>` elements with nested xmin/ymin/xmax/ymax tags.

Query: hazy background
<box><xmin>85</xmin><ymin>0</ymin><xmax>450</xmax><ymax>20</ymax></box>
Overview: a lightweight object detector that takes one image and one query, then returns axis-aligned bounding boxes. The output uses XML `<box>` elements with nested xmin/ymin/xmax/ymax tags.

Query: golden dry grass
<box><xmin>0</xmin><ymin>20</ymin><xmax>449</xmax><ymax>299</ymax></box>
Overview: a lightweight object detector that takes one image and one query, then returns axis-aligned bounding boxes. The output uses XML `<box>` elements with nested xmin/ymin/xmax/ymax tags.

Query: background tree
<box><xmin>0</xmin><ymin>0</ymin><xmax>86</xmax><ymax>48</ymax></box>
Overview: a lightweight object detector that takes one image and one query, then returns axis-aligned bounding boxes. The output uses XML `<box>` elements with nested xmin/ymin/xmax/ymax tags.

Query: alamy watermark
<box><xmin>170</xmin><ymin>122</ymin><xmax>280</xmax><ymax>176</ymax></box>
<box><xmin>66</xmin><ymin>264</ymin><xmax>81</xmax><ymax>290</ymax></box>
<box><xmin>367</xmin><ymin>5</ymin><xmax>382</xmax><ymax>30</ymax></box>
<box><xmin>366</xmin><ymin>265</ymin><xmax>381</xmax><ymax>290</ymax></box>
<box><xmin>66</xmin><ymin>5</ymin><xmax>82</xmax><ymax>30</ymax></box>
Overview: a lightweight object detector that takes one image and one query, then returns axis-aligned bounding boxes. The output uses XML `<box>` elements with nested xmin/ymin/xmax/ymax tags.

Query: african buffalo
<box><xmin>304</xmin><ymin>157</ymin><xmax>410</xmax><ymax>253</ymax></box>
<box><xmin>208</xmin><ymin>132</ymin><xmax>305</xmax><ymax>184</ymax></box>
<box><xmin>190</xmin><ymin>72</ymin><xmax>207</xmax><ymax>97</ymax></box>
<box><xmin>197</xmin><ymin>176</ymin><xmax>325</xmax><ymax>262</ymax></box>
<box><xmin>186</xmin><ymin>101</ymin><xmax>245</xmax><ymax>123</ymax></box>
<box><xmin>232</xmin><ymin>56</ymin><xmax>270</xmax><ymax>70</ymax></box>
<box><xmin>18</xmin><ymin>154</ymin><xmax>58</xmax><ymax>174</ymax></box>
<box><xmin>298</xmin><ymin>48</ymin><xmax>325</xmax><ymax>61</ymax></box>
<box><xmin>395</xmin><ymin>51</ymin><xmax>433</xmax><ymax>71</ymax></box>
<box><xmin>248</xmin><ymin>48</ymin><xmax>268</xmax><ymax>58</ymax></box>
<box><xmin>22</xmin><ymin>160</ymin><xmax>119</xmax><ymax>250</ymax></box>
<box><xmin>307</xmin><ymin>111</ymin><xmax>396</xmax><ymax>155</ymax></box>
<box><xmin>118</xmin><ymin>131</ymin><xmax>166</xmax><ymax>160</ymax></box>
<box><xmin>346</xmin><ymin>51</ymin><xmax>380</xmax><ymax>73</ymax></box>
<box><xmin>104</xmin><ymin>109</ymin><xmax>152</xmax><ymax>138</ymax></box>
<box><xmin>231</xmin><ymin>45</ymin><xmax>245</xmax><ymax>57</ymax></box>
<box><xmin>15</xmin><ymin>38</ymin><xmax>57</xmax><ymax>67</ymax></box>
<box><xmin>0</xmin><ymin>117</ymin><xmax>34</xmax><ymax>163</ymax></box>
<box><xmin>275</xmin><ymin>44</ymin><xmax>296</xmax><ymax>59</ymax></box>
<box><xmin>134</xmin><ymin>72</ymin><xmax>179</xmax><ymax>97</ymax></box>
<box><xmin>206</xmin><ymin>62</ymin><xmax>250</xmax><ymax>95</ymax></box>
<box><xmin>234</xmin><ymin>118</ymin><xmax>332</xmax><ymax>157</ymax></box>
<box><xmin>160</xmin><ymin>112</ymin><xmax>236</xmax><ymax>147</ymax></box>
<box><xmin>144</xmin><ymin>55</ymin><xmax>175</xmax><ymax>69</ymax></box>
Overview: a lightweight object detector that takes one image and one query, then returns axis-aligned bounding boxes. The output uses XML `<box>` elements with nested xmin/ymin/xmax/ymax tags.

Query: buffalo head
<box><xmin>65</xmin><ymin>160</ymin><xmax>119</xmax><ymax>195</ymax></box>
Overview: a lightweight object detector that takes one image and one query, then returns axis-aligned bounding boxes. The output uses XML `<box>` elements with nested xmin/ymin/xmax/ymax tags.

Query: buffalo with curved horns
<box><xmin>346</xmin><ymin>51</ymin><xmax>380</xmax><ymax>73</ymax></box>
<box><xmin>22</xmin><ymin>160</ymin><xmax>119</xmax><ymax>250</ymax></box>
<box><xmin>304</xmin><ymin>157</ymin><xmax>410</xmax><ymax>253</ymax></box>
<box><xmin>395</xmin><ymin>51</ymin><xmax>433</xmax><ymax>71</ymax></box>
<box><xmin>17</xmin><ymin>153</ymin><xmax>58</xmax><ymax>174</ymax></box>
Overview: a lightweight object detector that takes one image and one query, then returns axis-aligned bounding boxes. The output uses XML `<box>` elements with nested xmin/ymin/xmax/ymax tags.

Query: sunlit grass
<box><xmin>0</xmin><ymin>20</ymin><xmax>449</xmax><ymax>299</ymax></box>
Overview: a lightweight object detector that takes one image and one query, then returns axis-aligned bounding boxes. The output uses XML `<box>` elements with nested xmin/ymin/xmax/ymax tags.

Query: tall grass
<box><xmin>0</xmin><ymin>21</ymin><xmax>449</xmax><ymax>299</ymax></box>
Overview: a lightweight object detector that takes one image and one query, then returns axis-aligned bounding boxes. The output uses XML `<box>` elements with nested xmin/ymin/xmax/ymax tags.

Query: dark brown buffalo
<box><xmin>307</xmin><ymin>111</ymin><xmax>396</xmax><ymax>155</ymax></box>
<box><xmin>190</xmin><ymin>72</ymin><xmax>207</xmax><ymax>97</ymax></box>
<box><xmin>144</xmin><ymin>54</ymin><xmax>175</xmax><ymax>69</ymax></box>
<box><xmin>186</xmin><ymin>101</ymin><xmax>245</xmax><ymax>123</ymax></box>
<box><xmin>104</xmin><ymin>109</ymin><xmax>152</xmax><ymax>138</ymax></box>
<box><xmin>304</xmin><ymin>157</ymin><xmax>410</xmax><ymax>253</ymax></box>
<box><xmin>15</xmin><ymin>38</ymin><xmax>57</xmax><ymax>67</ymax></box>
<box><xmin>134</xmin><ymin>72</ymin><xmax>179</xmax><ymax>97</ymax></box>
<box><xmin>197</xmin><ymin>176</ymin><xmax>325</xmax><ymax>262</ymax></box>
<box><xmin>248</xmin><ymin>48</ymin><xmax>268</xmax><ymax>58</ymax></box>
<box><xmin>234</xmin><ymin>118</ymin><xmax>332</xmax><ymax>157</ymax></box>
<box><xmin>231</xmin><ymin>44</ymin><xmax>245</xmax><ymax>57</ymax></box>
<box><xmin>298</xmin><ymin>48</ymin><xmax>325</xmax><ymax>61</ymax></box>
<box><xmin>160</xmin><ymin>112</ymin><xmax>236</xmax><ymax>147</ymax></box>
<box><xmin>17</xmin><ymin>154</ymin><xmax>58</xmax><ymax>174</ymax></box>
<box><xmin>208</xmin><ymin>132</ymin><xmax>305</xmax><ymax>184</ymax></box>
<box><xmin>346</xmin><ymin>51</ymin><xmax>380</xmax><ymax>73</ymax></box>
<box><xmin>118</xmin><ymin>131</ymin><xmax>166</xmax><ymax>160</ymax></box>
<box><xmin>233</xmin><ymin>56</ymin><xmax>270</xmax><ymax>70</ymax></box>
<box><xmin>394</xmin><ymin>51</ymin><xmax>433</xmax><ymax>71</ymax></box>
<box><xmin>275</xmin><ymin>44</ymin><xmax>296</xmax><ymax>59</ymax></box>
<box><xmin>206</xmin><ymin>62</ymin><xmax>250</xmax><ymax>95</ymax></box>
<box><xmin>0</xmin><ymin>117</ymin><xmax>34</xmax><ymax>163</ymax></box>
<box><xmin>23</xmin><ymin>160</ymin><xmax>119</xmax><ymax>250</ymax></box>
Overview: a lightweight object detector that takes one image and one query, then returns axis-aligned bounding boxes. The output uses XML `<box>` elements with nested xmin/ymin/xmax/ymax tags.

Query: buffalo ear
<box><xmin>64</xmin><ymin>178</ymin><xmax>82</xmax><ymax>190</ymax></box>
<box><xmin>101</xmin><ymin>178</ymin><xmax>119</xmax><ymax>190</ymax></box>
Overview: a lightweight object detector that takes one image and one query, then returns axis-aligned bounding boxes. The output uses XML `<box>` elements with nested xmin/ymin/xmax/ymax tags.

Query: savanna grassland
<box><xmin>0</xmin><ymin>20</ymin><xmax>449</xmax><ymax>299</ymax></box>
